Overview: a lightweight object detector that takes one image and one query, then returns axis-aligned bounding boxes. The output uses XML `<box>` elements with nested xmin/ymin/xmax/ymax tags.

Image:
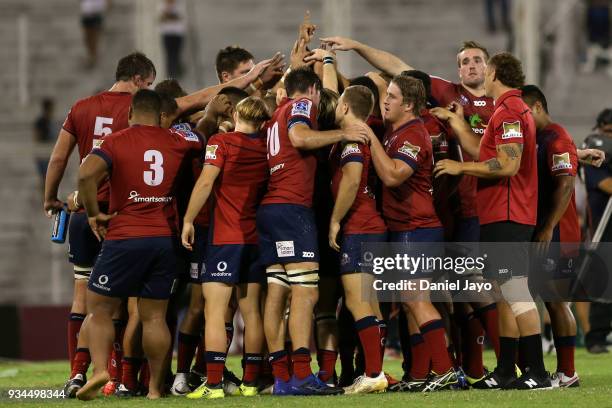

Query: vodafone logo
<box><xmin>473</xmin><ymin>100</ymin><xmax>487</xmax><ymax>107</ymax></box>
<box><xmin>98</xmin><ymin>275</ymin><xmax>109</xmax><ymax>285</ymax></box>
<box><xmin>217</xmin><ymin>262</ymin><xmax>228</xmax><ymax>272</ymax></box>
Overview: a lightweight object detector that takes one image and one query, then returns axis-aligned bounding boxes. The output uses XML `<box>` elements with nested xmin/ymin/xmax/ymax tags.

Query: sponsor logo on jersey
<box><xmin>270</xmin><ymin>162</ymin><xmax>285</xmax><ymax>174</ymax></box>
<box><xmin>397</xmin><ymin>141</ymin><xmax>421</xmax><ymax>160</ymax></box>
<box><xmin>341</xmin><ymin>143</ymin><xmax>361</xmax><ymax>159</ymax></box>
<box><xmin>172</xmin><ymin>123</ymin><xmax>192</xmax><ymax>132</ymax></box>
<box><xmin>177</xmin><ymin>129</ymin><xmax>200</xmax><ymax>142</ymax></box>
<box><xmin>501</xmin><ymin>121</ymin><xmax>522</xmax><ymax>139</ymax></box>
<box><xmin>92</xmin><ymin>139</ymin><xmax>104</xmax><ymax>149</ymax></box>
<box><xmin>291</xmin><ymin>100</ymin><xmax>312</xmax><ymax>118</ymax></box>
<box><xmin>190</xmin><ymin>263</ymin><xmax>199</xmax><ymax>280</ymax></box>
<box><xmin>128</xmin><ymin>190</ymin><xmax>173</xmax><ymax>203</ymax></box>
<box><xmin>276</xmin><ymin>240</ymin><xmax>295</xmax><ymax>257</ymax></box>
<box><xmin>469</xmin><ymin>114</ymin><xmax>484</xmax><ymax>129</ymax></box>
<box><xmin>551</xmin><ymin>152</ymin><xmax>572</xmax><ymax>171</ymax></box>
<box><xmin>302</xmin><ymin>251</ymin><xmax>315</xmax><ymax>258</ymax></box>
<box><xmin>473</xmin><ymin>100</ymin><xmax>487</xmax><ymax>107</ymax></box>
<box><xmin>460</xmin><ymin>95</ymin><xmax>469</xmax><ymax>105</ymax></box>
<box><xmin>205</xmin><ymin>144</ymin><xmax>218</xmax><ymax>160</ymax></box>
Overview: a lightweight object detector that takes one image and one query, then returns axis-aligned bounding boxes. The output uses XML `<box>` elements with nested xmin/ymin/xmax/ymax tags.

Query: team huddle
<box><xmin>43</xmin><ymin>14</ymin><xmax>605</xmax><ymax>400</ymax></box>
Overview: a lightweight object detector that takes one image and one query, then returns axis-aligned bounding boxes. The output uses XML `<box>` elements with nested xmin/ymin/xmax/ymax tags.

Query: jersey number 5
<box><xmin>267</xmin><ymin>122</ymin><xmax>280</xmax><ymax>158</ymax></box>
<box><xmin>144</xmin><ymin>150</ymin><xmax>164</xmax><ymax>186</ymax></box>
<box><xmin>94</xmin><ymin>116</ymin><xmax>114</xmax><ymax>136</ymax></box>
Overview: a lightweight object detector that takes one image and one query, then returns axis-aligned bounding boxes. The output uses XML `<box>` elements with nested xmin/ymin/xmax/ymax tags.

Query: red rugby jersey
<box><xmin>63</xmin><ymin>91</ymin><xmax>133</xmax><ymax>204</ymax></box>
<box><xmin>204</xmin><ymin>131</ymin><xmax>268</xmax><ymax>245</ymax></box>
<box><xmin>536</xmin><ymin>123</ymin><xmax>580</xmax><ymax>243</ymax></box>
<box><xmin>381</xmin><ymin>118</ymin><xmax>441</xmax><ymax>231</ymax></box>
<box><xmin>477</xmin><ymin>89</ymin><xmax>537</xmax><ymax>226</ymax></box>
<box><xmin>430</xmin><ymin>76</ymin><xmax>494</xmax><ymax>219</ymax></box>
<box><xmin>92</xmin><ymin>125</ymin><xmax>203</xmax><ymax>240</ymax></box>
<box><xmin>330</xmin><ymin>140</ymin><xmax>386</xmax><ymax>235</ymax></box>
<box><xmin>261</xmin><ymin>97</ymin><xmax>319</xmax><ymax>207</ymax></box>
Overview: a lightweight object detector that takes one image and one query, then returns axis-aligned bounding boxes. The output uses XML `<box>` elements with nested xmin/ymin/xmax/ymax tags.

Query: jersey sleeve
<box><xmin>91</xmin><ymin>136</ymin><xmax>114</xmax><ymax>170</ymax></box>
<box><xmin>493</xmin><ymin>111</ymin><xmax>525</xmax><ymax>146</ymax></box>
<box><xmin>547</xmin><ymin>132</ymin><xmax>578</xmax><ymax>177</ymax></box>
<box><xmin>340</xmin><ymin>142</ymin><xmax>365</xmax><ymax>166</ymax></box>
<box><xmin>287</xmin><ymin>98</ymin><xmax>317</xmax><ymax>130</ymax></box>
<box><xmin>429</xmin><ymin>76</ymin><xmax>455</xmax><ymax>106</ymax></box>
<box><xmin>204</xmin><ymin>135</ymin><xmax>227</xmax><ymax>169</ymax></box>
<box><xmin>391</xmin><ymin>131</ymin><xmax>424</xmax><ymax>171</ymax></box>
<box><xmin>62</xmin><ymin>107</ymin><xmax>77</xmax><ymax>136</ymax></box>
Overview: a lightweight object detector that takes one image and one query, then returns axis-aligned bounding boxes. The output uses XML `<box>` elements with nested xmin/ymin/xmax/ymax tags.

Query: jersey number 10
<box><xmin>144</xmin><ymin>150</ymin><xmax>164</xmax><ymax>186</ymax></box>
<box><xmin>267</xmin><ymin>122</ymin><xmax>280</xmax><ymax>158</ymax></box>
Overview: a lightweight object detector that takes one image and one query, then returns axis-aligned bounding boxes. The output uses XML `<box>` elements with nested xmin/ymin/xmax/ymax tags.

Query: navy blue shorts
<box><xmin>452</xmin><ymin>216</ymin><xmax>480</xmax><ymax>242</ymax></box>
<box><xmin>188</xmin><ymin>225</ymin><xmax>208</xmax><ymax>283</ymax></box>
<box><xmin>68</xmin><ymin>212</ymin><xmax>101</xmax><ymax>269</ymax></box>
<box><xmin>89</xmin><ymin>237</ymin><xmax>178</xmax><ymax>299</ymax></box>
<box><xmin>203</xmin><ymin>244</ymin><xmax>264</xmax><ymax>284</ymax></box>
<box><xmin>389</xmin><ymin>227</ymin><xmax>444</xmax><ymax>277</ymax></box>
<box><xmin>340</xmin><ymin>233</ymin><xmax>388</xmax><ymax>274</ymax></box>
<box><xmin>257</xmin><ymin>204</ymin><xmax>319</xmax><ymax>266</ymax></box>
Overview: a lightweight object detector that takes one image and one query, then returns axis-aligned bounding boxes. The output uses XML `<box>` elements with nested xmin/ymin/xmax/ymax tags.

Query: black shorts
<box><xmin>89</xmin><ymin>237</ymin><xmax>178</xmax><ymax>299</ymax></box>
<box><xmin>68</xmin><ymin>211</ymin><xmax>102</xmax><ymax>271</ymax></box>
<box><xmin>480</xmin><ymin>221</ymin><xmax>534</xmax><ymax>279</ymax></box>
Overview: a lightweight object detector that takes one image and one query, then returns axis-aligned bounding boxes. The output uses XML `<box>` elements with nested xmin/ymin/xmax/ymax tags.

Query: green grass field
<box><xmin>0</xmin><ymin>350</ymin><xmax>611</xmax><ymax>407</ymax></box>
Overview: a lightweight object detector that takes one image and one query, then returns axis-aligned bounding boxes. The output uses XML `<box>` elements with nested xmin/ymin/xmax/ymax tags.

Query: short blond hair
<box><xmin>235</xmin><ymin>96</ymin><xmax>271</xmax><ymax>125</ymax></box>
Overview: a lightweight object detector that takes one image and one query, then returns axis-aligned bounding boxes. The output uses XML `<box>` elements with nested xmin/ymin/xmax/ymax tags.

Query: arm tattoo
<box><xmin>500</xmin><ymin>144</ymin><xmax>521</xmax><ymax>159</ymax></box>
<box><xmin>485</xmin><ymin>158</ymin><xmax>502</xmax><ymax>172</ymax></box>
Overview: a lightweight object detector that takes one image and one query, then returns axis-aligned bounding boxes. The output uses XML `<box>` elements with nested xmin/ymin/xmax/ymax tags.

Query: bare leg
<box><xmin>138</xmin><ymin>298</ymin><xmax>170</xmax><ymax>399</ymax></box>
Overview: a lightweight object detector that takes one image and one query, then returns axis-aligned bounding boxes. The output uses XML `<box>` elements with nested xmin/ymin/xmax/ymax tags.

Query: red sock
<box><xmin>193</xmin><ymin>342</ymin><xmax>206</xmax><ymax>374</ymax></box>
<box><xmin>70</xmin><ymin>348</ymin><xmax>90</xmax><ymax>378</ymax></box>
<box><xmin>205</xmin><ymin>351</ymin><xmax>226</xmax><ymax>386</ymax></box>
<box><xmin>242</xmin><ymin>353</ymin><xmax>263</xmax><ymax>384</ymax></box>
<box><xmin>108</xmin><ymin>320</ymin><xmax>126</xmax><ymax>382</ymax></box>
<box><xmin>316</xmin><ymin>349</ymin><xmax>337</xmax><ymax>382</ymax></box>
<box><xmin>138</xmin><ymin>360</ymin><xmax>150</xmax><ymax>390</ymax></box>
<box><xmin>121</xmin><ymin>357</ymin><xmax>142</xmax><ymax>391</ymax></box>
<box><xmin>270</xmin><ymin>351</ymin><xmax>290</xmax><ymax>382</ymax></box>
<box><xmin>554</xmin><ymin>336</ymin><xmax>576</xmax><ymax>376</ymax></box>
<box><xmin>356</xmin><ymin>316</ymin><xmax>382</xmax><ymax>377</ymax></box>
<box><xmin>420</xmin><ymin>320</ymin><xmax>452</xmax><ymax>374</ymax></box>
<box><xmin>462</xmin><ymin>314</ymin><xmax>485</xmax><ymax>378</ymax></box>
<box><xmin>177</xmin><ymin>332</ymin><xmax>200</xmax><ymax>373</ymax></box>
<box><xmin>409</xmin><ymin>334</ymin><xmax>430</xmax><ymax>379</ymax></box>
<box><xmin>67</xmin><ymin>313</ymin><xmax>85</xmax><ymax>364</ymax></box>
<box><xmin>475</xmin><ymin>304</ymin><xmax>500</xmax><ymax>358</ymax></box>
<box><xmin>378</xmin><ymin>319</ymin><xmax>387</xmax><ymax>366</ymax></box>
<box><xmin>291</xmin><ymin>348</ymin><xmax>313</xmax><ymax>380</ymax></box>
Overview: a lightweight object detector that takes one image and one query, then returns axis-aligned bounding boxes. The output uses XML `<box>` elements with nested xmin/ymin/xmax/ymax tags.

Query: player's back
<box><xmin>206</xmin><ymin>131</ymin><xmax>268</xmax><ymax>245</ymax></box>
<box><xmin>261</xmin><ymin>97</ymin><xmax>318</xmax><ymax>208</ymax></box>
<box><xmin>63</xmin><ymin>91</ymin><xmax>133</xmax><ymax>162</ymax></box>
<box><xmin>94</xmin><ymin>125</ymin><xmax>202</xmax><ymax>240</ymax></box>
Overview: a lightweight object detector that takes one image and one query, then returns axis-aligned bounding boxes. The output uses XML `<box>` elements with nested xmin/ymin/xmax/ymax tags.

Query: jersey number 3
<box><xmin>144</xmin><ymin>150</ymin><xmax>164</xmax><ymax>186</ymax></box>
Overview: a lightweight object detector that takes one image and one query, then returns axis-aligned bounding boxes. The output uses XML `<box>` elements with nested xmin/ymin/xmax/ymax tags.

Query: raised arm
<box><xmin>320</xmin><ymin>36</ymin><xmax>412</xmax><ymax>76</ymax></box>
<box><xmin>288</xmin><ymin>123</ymin><xmax>368</xmax><ymax>150</ymax></box>
<box><xmin>430</xmin><ymin>104</ymin><xmax>481</xmax><ymax>158</ymax></box>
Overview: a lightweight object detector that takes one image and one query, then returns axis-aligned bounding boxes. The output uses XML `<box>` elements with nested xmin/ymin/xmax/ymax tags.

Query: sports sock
<box><xmin>356</xmin><ymin>316</ymin><xmax>382</xmax><ymax>377</ymax></box>
<box><xmin>409</xmin><ymin>334</ymin><xmax>430</xmax><ymax>379</ymax></box>
<box><xmin>269</xmin><ymin>350</ymin><xmax>290</xmax><ymax>382</ymax></box>
<box><xmin>205</xmin><ymin>351</ymin><xmax>226</xmax><ymax>387</ymax></box>
<box><xmin>67</xmin><ymin>313</ymin><xmax>85</xmax><ymax>364</ymax></box>
<box><xmin>474</xmin><ymin>303</ymin><xmax>500</xmax><ymax>358</ymax></box>
<box><xmin>553</xmin><ymin>335</ymin><xmax>576</xmax><ymax>377</ymax></box>
<box><xmin>420</xmin><ymin>319</ymin><xmax>452</xmax><ymax>374</ymax></box>
<box><xmin>176</xmin><ymin>332</ymin><xmax>200</xmax><ymax>373</ymax></box>
<box><xmin>242</xmin><ymin>353</ymin><xmax>263</xmax><ymax>384</ymax></box>
<box><xmin>291</xmin><ymin>347</ymin><xmax>313</xmax><ymax>380</ymax></box>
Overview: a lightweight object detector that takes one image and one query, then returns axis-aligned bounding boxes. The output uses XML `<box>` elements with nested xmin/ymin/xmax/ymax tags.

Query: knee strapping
<box><xmin>266</xmin><ymin>268</ymin><xmax>289</xmax><ymax>288</ymax></box>
<box><xmin>286</xmin><ymin>269</ymin><xmax>319</xmax><ymax>287</ymax></box>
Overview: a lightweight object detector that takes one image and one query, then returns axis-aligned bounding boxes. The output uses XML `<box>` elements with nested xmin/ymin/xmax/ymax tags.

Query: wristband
<box><xmin>323</xmin><ymin>56</ymin><xmax>335</xmax><ymax>65</ymax></box>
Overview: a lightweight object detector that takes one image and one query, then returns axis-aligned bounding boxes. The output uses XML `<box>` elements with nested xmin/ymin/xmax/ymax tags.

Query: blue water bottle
<box><xmin>51</xmin><ymin>206</ymin><xmax>70</xmax><ymax>244</ymax></box>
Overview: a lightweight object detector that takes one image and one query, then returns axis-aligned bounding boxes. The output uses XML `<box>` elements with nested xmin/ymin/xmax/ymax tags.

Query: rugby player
<box><xmin>433</xmin><ymin>53</ymin><xmax>551</xmax><ymax>390</ymax></box>
<box><xmin>521</xmin><ymin>85</ymin><xmax>580</xmax><ymax>388</ymax></box>
<box><xmin>329</xmin><ymin>85</ymin><xmax>388</xmax><ymax>393</ymax></box>
<box><xmin>75</xmin><ymin>89</ymin><xmax>204</xmax><ymax>400</ymax></box>
<box><xmin>256</xmin><ymin>67</ymin><xmax>369</xmax><ymax>395</ymax></box>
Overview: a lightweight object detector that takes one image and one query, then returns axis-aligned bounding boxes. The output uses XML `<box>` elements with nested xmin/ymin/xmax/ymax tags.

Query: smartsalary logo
<box><xmin>128</xmin><ymin>191</ymin><xmax>173</xmax><ymax>203</ymax></box>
